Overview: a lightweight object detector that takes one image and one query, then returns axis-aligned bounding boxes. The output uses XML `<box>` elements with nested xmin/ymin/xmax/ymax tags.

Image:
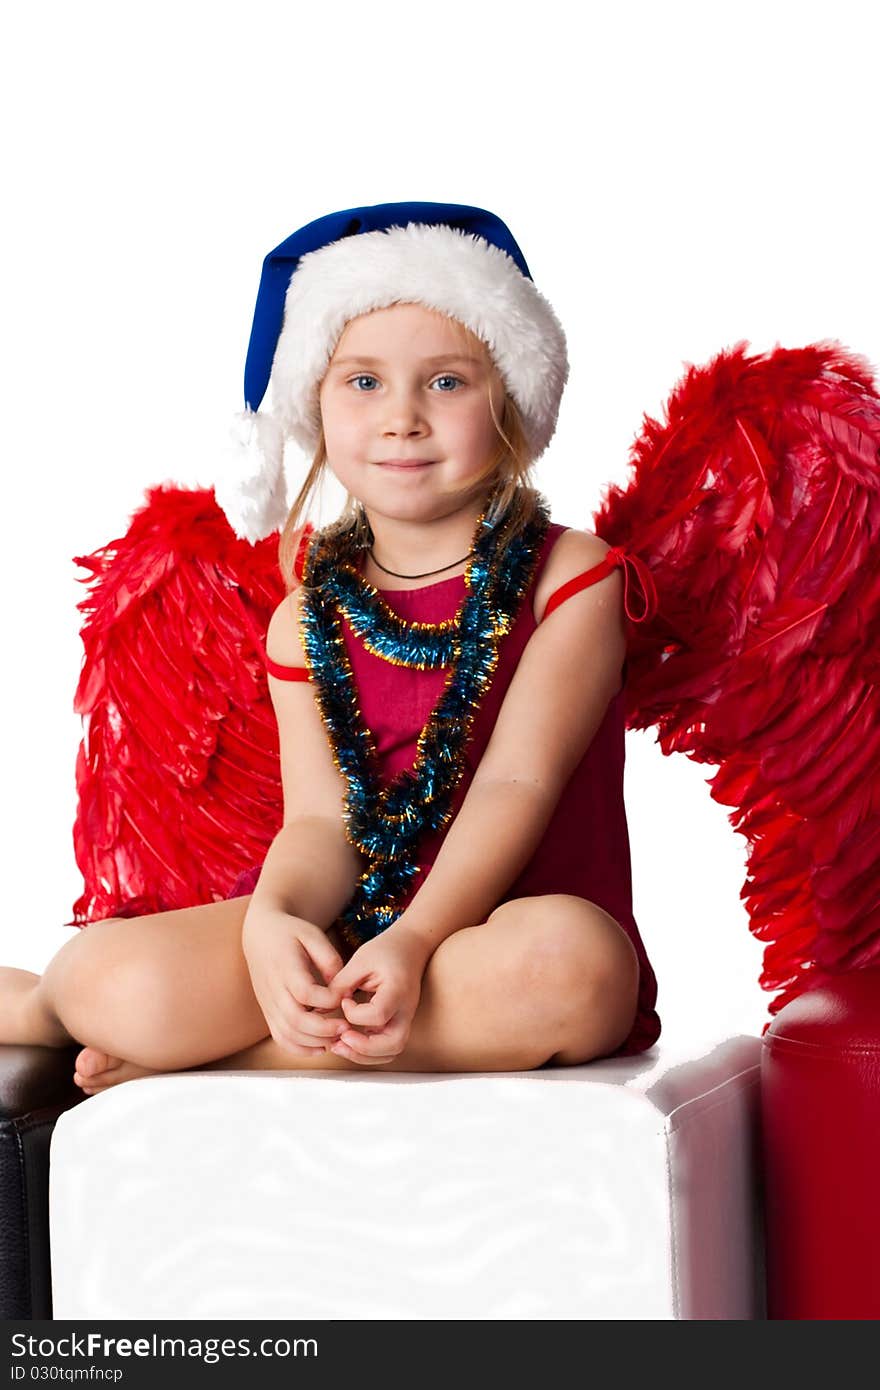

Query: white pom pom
<box><xmin>214</xmin><ymin>408</ymin><xmax>290</xmax><ymax>543</ymax></box>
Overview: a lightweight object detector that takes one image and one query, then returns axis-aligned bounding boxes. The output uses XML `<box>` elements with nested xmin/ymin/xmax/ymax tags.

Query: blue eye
<box><xmin>347</xmin><ymin>373</ymin><xmax>463</xmax><ymax>393</ymax></box>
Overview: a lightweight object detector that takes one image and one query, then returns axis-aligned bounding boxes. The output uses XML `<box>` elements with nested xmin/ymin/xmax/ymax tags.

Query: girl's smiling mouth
<box><xmin>376</xmin><ymin>459</ymin><xmax>437</xmax><ymax>470</ymax></box>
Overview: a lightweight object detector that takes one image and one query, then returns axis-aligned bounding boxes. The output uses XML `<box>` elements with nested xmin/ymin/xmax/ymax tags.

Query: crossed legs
<box><xmin>1</xmin><ymin>892</ymin><xmax>640</xmax><ymax>1089</ymax></box>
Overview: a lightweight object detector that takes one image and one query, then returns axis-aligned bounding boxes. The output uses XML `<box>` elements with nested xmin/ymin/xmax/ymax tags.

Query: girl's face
<box><xmin>318</xmin><ymin>302</ymin><xmax>506</xmax><ymax>523</ymax></box>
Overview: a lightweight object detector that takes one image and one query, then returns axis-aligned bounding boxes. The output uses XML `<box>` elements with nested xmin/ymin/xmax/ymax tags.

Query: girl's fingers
<box><xmin>331</xmin><ymin>1038</ymin><xmax>400</xmax><ymax>1065</ymax></box>
<box><xmin>334</xmin><ymin>1019</ymin><xmax>403</xmax><ymax>1058</ymax></box>
<box><xmin>282</xmin><ymin>991</ymin><xmax>346</xmax><ymax>1041</ymax></box>
<box><xmin>289</xmin><ymin>941</ymin><xmax>346</xmax><ymax>1010</ymax></box>
<box><xmin>256</xmin><ymin>971</ymin><xmax>327</xmax><ymax>1045</ymax></box>
<box><xmin>340</xmin><ymin>987</ymin><xmax>390</xmax><ymax>1028</ymax></box>
<box><xmin>305</xmin><ymin>931</ymin><xmax>347</xmax><ymax>989</ymax></box>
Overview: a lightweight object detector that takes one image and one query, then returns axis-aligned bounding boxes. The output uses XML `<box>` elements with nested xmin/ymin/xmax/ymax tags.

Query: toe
<box><xmin>75</xmin><ymin>1047</ymin><xmax>121</xmax><ymax>1078</ymax></box>
<box><xmin>76</xmin><ymin>1047</ymin><xmax>103</xmax><ymax>1074</ymax></box>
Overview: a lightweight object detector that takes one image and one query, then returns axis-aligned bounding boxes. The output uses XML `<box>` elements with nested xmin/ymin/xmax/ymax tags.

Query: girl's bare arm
<box><xmin>247</xmin><ymin>590</ymin><xmax>365</xmax><ymax>928</ymax></box>
<box><xmin>248</xmin><ymin>817</ymin><xmax>363</xmax><ymax>929</ymax></box>
<box><xmin>389</xmin><ymin>533</ymin><xmax>627</xmax><ymax>957</ymax></box>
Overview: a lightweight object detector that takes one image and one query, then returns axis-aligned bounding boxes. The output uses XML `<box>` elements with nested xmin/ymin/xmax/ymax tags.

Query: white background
<box><xmin>2</xmin><ymin>0</ymin><xmax>877</xmax><ymax>1055</ymax></box>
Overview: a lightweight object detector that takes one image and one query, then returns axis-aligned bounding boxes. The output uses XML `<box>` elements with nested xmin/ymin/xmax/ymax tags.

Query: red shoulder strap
<box><xmin>543</xmin><ymin>546</ymin><xmax>658</xmax><ymax>623</ymax></box>
<box><xmin>264</xmin><ymin>652</ymin><xmax>310</xmax><ymax>681</ymax></box>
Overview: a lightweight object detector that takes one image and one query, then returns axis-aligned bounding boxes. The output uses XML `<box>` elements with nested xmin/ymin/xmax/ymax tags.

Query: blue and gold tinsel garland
<box><xmin>297</xmin><ymin>485</ymin><xmax>552</xmax><ymax>948</ymax></box>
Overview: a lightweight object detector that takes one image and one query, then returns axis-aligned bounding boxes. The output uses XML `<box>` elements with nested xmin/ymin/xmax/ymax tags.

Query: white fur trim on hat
<box><xmin>214</xmin><ymin>408</ymin><xmax>289</xmax><ymax>544</ymax></box>
<box><xmin>269</xmin><ymin>222</ymin><xmax>569</xmax><ymax>461</ymax></box>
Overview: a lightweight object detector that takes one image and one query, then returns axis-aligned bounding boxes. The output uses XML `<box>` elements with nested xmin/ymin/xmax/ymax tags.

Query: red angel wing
<box><xmin>593</xmin><ymin>338</ymin><xmax>880</xmax><ymax>1031</ymax></box>
<box><xmin>67</xmin><ymin>484</ymin><xmax>313</xmax><ymax>928</ymax></box>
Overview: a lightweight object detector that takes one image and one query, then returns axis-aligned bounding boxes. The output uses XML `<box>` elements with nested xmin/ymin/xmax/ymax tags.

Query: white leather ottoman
<box><xmin>48</xmin><ymin>1034</ymin><xmax>765</xmax><ymax>1320</ymax></box>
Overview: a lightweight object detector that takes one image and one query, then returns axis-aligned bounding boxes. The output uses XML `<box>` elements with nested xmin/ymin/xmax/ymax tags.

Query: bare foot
<box><xmin>71</xmin><ymin>984</ymin><xmax>380</xmax><ymax>1092</ymax></box>
<box><xmin>73</xmin><ymin>1047</ymin><xmax>159</xmax><ymax>1096</ymax></box>
<box><xmin>0</xmin><ymin>966</ymin><xmax>73</xmax><ymax>1046</ymax></box>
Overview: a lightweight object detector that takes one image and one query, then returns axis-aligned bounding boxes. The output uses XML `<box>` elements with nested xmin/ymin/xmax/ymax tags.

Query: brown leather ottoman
<box><xmin>0</xmin><ymin>1044</ymin><xmax>84</xmax><ymax>1318</ymax></box>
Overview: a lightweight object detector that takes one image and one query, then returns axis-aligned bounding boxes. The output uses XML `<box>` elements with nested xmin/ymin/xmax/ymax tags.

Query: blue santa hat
<box><xmin>215</xmin><ymin>200</ymin><xmax>569</xmax><ymax>543</ymax></box>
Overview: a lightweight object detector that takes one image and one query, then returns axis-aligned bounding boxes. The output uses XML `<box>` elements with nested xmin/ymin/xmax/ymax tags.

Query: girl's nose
<box><xmin>380</xmin><ymin>391</ymin><xmax>427</xmax><ymax>433</ymax></box>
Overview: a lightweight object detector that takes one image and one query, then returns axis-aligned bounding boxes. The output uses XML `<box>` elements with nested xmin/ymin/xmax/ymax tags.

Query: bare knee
<box><xmin>537</xmin><ymin>896</ymin><xmax>635</xmax><ymax>980</ymax></box>
<box><xmin>490</xmin><ymin>895</ymin><xmax>639</xmax><ymax>1062</ymax></box>
<box><xmin>489</xmin><ymin>894</ymin><xmax>623</xmax><ymax>983</ymax></box>
<box><xmin>41</xmin><ymin>922</ymin><xmax>167</xmax><ymax>1063</ymax></box>
<box><xmin>40</xmin><ymin>922</ymin><xmax>120</xmax><ymax>1045</ymax></box>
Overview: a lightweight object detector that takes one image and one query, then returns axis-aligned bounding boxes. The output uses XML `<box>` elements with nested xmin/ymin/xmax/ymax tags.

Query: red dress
<box><xmin>229</xmin><ymin>520</ymin><xmax>661</xmax><ymax>1058</ymax></box>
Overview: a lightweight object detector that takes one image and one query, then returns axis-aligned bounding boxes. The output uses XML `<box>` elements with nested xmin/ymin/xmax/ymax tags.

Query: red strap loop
<box><xmin>604</xmin><ymin>546</ymin><xmax>658</xmax><ymax>623</ymax></box>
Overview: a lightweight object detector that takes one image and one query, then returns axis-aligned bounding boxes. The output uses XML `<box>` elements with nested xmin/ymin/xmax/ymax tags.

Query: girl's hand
<box><xmin>327</xmin><ymin>926</ymin><xmax>432</xmax><ymax>1066</ymax></box>
<box><xmin>241</xmin><ymin>905</ymin><xmax>349</xmax><ymax>1057</ymax></box>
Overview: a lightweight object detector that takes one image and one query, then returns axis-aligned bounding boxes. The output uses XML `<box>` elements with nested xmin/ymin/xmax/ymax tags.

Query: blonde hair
<box><xmin>277</xmin><ymin>311</ymin><xmax>545</xmax><ymax>592</ymax></box>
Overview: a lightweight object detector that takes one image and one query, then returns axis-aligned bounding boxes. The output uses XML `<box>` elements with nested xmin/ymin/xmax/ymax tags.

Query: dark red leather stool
<box><xmin>761</xmin><ymin>966</ymin><xmax>880</xmax><ymax>1319</ymax></box>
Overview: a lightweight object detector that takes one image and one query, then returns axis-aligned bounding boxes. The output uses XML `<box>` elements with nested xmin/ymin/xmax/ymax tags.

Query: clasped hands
<box><xmin>242</xmin><ymin>906</ymin><xmax>433</xmax><ymax>1067</ymax></box>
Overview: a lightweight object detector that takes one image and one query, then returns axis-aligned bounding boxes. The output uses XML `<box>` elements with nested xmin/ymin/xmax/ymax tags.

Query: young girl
<box><xmin>0</xmin><ymin>200</ymin><xmax>661</xmax><ymax>1093</ymax></box>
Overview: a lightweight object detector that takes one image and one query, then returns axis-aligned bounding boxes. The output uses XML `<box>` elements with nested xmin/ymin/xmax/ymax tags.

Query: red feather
<box><xmin>67</xmin><ymin>485</ymin><xmax>312</xmax><ymax>927</ymax></box>
<box><xmin>593</xmin><ymin>337</ymin><xmax>880</xmax><ymax>1031</ymax></box>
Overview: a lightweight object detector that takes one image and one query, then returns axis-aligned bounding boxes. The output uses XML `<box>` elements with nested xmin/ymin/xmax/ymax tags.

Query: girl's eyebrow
<box><xmin>330</xmin><ymin>353</ymin><xmax>484</xmax><ymax>367</ymax></box>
